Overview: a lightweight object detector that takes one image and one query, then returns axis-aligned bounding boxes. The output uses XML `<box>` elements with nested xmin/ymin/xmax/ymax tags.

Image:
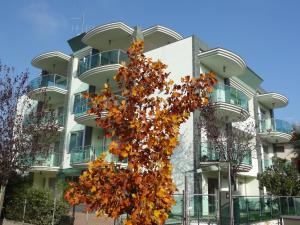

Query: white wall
<box><xmin>145</xmin><ymin>37</ymin><xmax>194</xmax><ymax>192</ymax></box>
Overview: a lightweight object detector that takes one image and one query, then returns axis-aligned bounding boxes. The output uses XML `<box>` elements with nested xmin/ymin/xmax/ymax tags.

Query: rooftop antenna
<box><xmin>70</xmin><ymin>13</ymin><xmax>86</xmax><ymax>35</ymax></box>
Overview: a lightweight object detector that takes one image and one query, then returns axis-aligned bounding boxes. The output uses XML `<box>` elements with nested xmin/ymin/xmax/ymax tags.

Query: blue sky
<box><xmin>1</xmin><ymin>0</ymin><xmax>299</xmax><ymax>122</ymax></box>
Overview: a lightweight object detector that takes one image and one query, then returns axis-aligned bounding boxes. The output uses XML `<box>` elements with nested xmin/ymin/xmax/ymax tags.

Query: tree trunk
<box><xmin>0</xmin><ymin>183</ymin><xmax>7</xmax><ymax>218</ymax></box>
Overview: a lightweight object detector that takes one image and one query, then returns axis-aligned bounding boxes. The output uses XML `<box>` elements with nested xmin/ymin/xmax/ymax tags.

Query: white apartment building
<box><xmin>27</xmin><ymin>22</ymin><xmax>293</xmax><ymax>211</ymax></box>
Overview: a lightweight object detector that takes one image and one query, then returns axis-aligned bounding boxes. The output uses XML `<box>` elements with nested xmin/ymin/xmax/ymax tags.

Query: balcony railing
<box><xmin>31</xmin><ymin>152</ymin><xmax>61</xmax><ymax>167</ymax></box>
<box><xmin>70</xmin><ymin>145</ymin><xmax>106</xmax><ymax>165</ymax></box>
<box><xmin>74</xmin><ymin>95</ymin><xmax>125</xmax><ymax>116</ymax></box>
<box><xmin>23</xmin><ymin>113</ymin><xmax>64</xmax><ymax>128</ymax></box>
<box><xmin>29</xmin><ymin>74</ymin><xmax>67</xmax><ymax>91</ymax></box>
<box><xmin>199</xmin><ymin>144</ymin><xmax>252</xmax><ymax>166</ymax></box>
<box><xmin>259</xmin><ymin>118</ymin><xmax>293</xmax><ymax>134</ymax></box>
<box><xmin>78</xmin><ymin>49</ymin><xmax>129</xmax><ymax>76</ymax></box>
<box><xmin>263</xmin><ymin>159</ymin><xmax>273</xmax><ymax>171</ymax></box>
<box><xmin>210</xmin><ymin>84</ymin><xmax>248</xmax><ymax>111</ymax></box>
<box><xmin>74</xmin><ymin>99</ymin><xmax>90</xmax><ymax>116</ymax></box>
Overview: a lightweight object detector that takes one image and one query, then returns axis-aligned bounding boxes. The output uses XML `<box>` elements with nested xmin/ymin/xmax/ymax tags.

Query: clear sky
<box><xmin>0</xmin><ymin>0</ymin><xmax>299</xmax><ymax>122</ymax></box>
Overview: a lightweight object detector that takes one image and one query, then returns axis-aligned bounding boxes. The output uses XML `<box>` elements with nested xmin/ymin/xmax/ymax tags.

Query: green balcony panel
<box><xmin>78</xmin><ymin>49</ymin><xmax>129</xmax><ymax>76</ymax></box>
<box><xmin>31</xmin><ymin>152</ymin><xmax>61</xmax><ymax>167</ymax></box>
<box><xmin>259</xmin><ymin>118</ymin><xmax>293</xmax><ymax>134</ymax></box>
<box><xmin>210</xmin><ymin>84</ymin><xmax>248</xmax><ymax>111</ymax></box>
<box><xmin>70</xmin><ymin>145</ymin><xmax>106</xmax><ymax>165</ymax></box>
<box><xmin>29</xmin><ymin>74</ymin><xmax>67</xmax><ymax>91</ymax></box>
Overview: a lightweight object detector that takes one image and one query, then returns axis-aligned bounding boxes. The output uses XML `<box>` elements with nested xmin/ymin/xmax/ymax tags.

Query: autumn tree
<box><xmin>258</xmin><ymin>157</ymin><xmax>300</xmax><ymax>196</ymax></box>
<box><xmin>0</xmin><ymin>63</ymin><xmax>59</xmax><ymax>215</ymax></box>
<box><xmin>197</xmin><ymin>105</ymin><xmax>258</xmax><ymax>190</ymax></box>
<box><xmin>65</xmin><ymin>41</ymin><xmax>217</xmax><ymax>225</ymax></box>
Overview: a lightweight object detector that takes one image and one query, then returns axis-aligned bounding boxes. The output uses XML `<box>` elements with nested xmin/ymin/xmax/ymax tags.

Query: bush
<box><xmin>5</xmin><ymin>188</ymin><xmax>69</xmax><ymax>225</ymax></box>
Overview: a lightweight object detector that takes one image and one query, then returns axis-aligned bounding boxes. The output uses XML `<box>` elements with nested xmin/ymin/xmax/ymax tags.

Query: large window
<box><xmin>69</xmin><ymin>130</ymin><xmax>84</xmax><ymax>152</ymax></box>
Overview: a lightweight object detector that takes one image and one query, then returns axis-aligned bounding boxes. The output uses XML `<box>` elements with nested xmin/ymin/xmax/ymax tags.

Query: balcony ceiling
<box><xmin>259</xmin><ymin>132</ymin><xmax>292</xmax><ymax>144</ymax></box>
<box><xmin>212</xmin><ymin>102</ymin><xmax>250</xmax><ymax>122</ymax></box>
<box><xmin>142</xmin><ymin>25</ymin><xmax>183</xmax><ymax>51</ymax></box>
<box><xmin>257</xmin><ymin>92</ymin><xmax>288</xmax><ymax>109</ymax></box>
<box><xmin>79</xmin><ymin>64</ymin><xmax>121</xmax><ymax>89</ymax></box>
<box><xmin>31</xmin><ymin>51</ymin><xmax>70</xmax><ymax>75</ymax></box>
<box><xmin>29</xmin><ymin>87</ymin><xmax>67</xmax><ymax>105</ymax></box>
<box><xmin>82</xmin><ymin>22</ymin><xmax>134</xmax><ymax>51</ymax></box>
<box><xmin>198</xmin><ymin>48</ymin><xmax>247</xmax><ymax>77</ymax></box>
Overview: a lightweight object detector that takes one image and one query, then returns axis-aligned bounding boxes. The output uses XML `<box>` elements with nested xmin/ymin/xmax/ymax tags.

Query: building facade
<box><xmin>27</xmin><ymin>22</ymin><xmax>293</xmax><ymax>211</ymax></box>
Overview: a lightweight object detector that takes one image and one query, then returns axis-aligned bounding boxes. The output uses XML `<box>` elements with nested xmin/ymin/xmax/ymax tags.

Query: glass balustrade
<box><xmin>31</xmin><ymin>152</ymin><xmax>61</xmax><ymax>167</ymax></box>
<box><xmin>78</xmin><ymin>49</ymin><xmax>129</xmax><ymax>76</ymax></box>
<box><xmin>259</xmin><ymin>118</ymin><xmax>292</xmax><ymax>134</ymax></box>
<box><xmin>70</xmin><ymin>145</ymin><xmax>106</xmax><ymax>165</ymax></box>
<box><xmin>199</xmin><ymin>144</ymin><xmax>252</xmax><ymax>166</ymax></box>
<box><xmin>29</xmin><ymin>74</ymin><xmax>67</xmax><ymax>91</ymax></box>
<box><xmin>210</xmin><ymin>84</ymin><xmax>248</xmax><ymax>111</ymax></box>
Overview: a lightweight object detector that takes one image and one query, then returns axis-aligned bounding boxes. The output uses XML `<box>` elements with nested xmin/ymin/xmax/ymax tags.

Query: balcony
<box><xmin>30</xmin><ymin>152</ymin><xmax>61</xmax><ymax>171</ymax></box>
<box><xmin>70</xmin><ymin>145</ymin><xmax>106</xmax><ymax>166</ymax></box>
<box><xmin>31</xmin><ymin>51</ymin><xmax>70</xmax><ymax>75</ymax></box>
<box><xmin>78</xmin><ymin>50</ymin><xmax>128</xmax><ymax>88</ymax></box>
<box><xmin>198</xmin><ymin>48</ymin><xmax>247</xmax><ymax>77</ymax></box>
<box><xmin>74</xmin><ymin>99</ymin><xmax>98</xmax><ymax>127</ymax></box>
<box><xmin>259</xmin><ymin>118</ymin><xmax>293</xmax><ymax>143</ymax></box>
<box><xmin>199</xmin><ymin>145</ymin><xmax>252</xmax><ymax>172</ymax></box>
<box><xmin>28</xmin><ymin>74</ymin><xmax>67</xmax><ymax>104</ymax></box>
<box><xmin>210</xmin><ymin>84</ymin><xmax>249</xmax><ymax>122</ymax></box>
<box><xmin>82</xmin><ymin>22</ymin><xmax>134</xmax><ymax>51</ymax></box>
<box><xmin>257</xmin><ymin>92</ymin><xmax>288</xmax><ymax>109</ymax></box>
<box><xmin>262</xmin><ymin>159</ymin><xmax>273</xmax><ymax>171</ymax></box>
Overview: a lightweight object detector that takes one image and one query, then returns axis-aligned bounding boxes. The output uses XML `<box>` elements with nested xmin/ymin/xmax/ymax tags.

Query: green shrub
<box><xmin>5</xmin><ymin>188</ymin><xmax>69</xmax><ymax>225</ymax></box>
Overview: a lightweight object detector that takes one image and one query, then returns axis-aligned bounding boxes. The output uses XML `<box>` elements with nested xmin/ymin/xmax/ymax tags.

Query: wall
<box><xmin>145</xmin><ymin>37</ymin><xmax>194</xmax><ymax>192</ymax></box>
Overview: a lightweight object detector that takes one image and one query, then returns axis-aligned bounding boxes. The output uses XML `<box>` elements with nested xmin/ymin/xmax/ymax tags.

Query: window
<box><xmin>274</xmin><ymin>145</ymin><xmax>284</xmax><ymax>153</ymax></box>
<box><xmin>69</xmin><ymin>130</ymin><xmax>84</xmax><ymax>152</ymax></box>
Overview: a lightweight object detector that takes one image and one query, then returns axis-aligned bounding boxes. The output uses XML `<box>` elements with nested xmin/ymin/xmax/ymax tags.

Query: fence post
<box><xmin>22</xmin><ymin>198</ymin><xmax>27</xmax><ymax>225</ymax></box>
<box><xmin>52</xmin><ymin>195</ymin><xmax>57</xmax><ymax>225</ymax></box>
<box><xmin>270</xmin><ymin>196</ymin><xmax>273</xmax><ymax>218</ymax></box>
<box><xmin>246</xmin><ymin>200</ymin><xmax>249</xmax><ymax>224</ymax></box>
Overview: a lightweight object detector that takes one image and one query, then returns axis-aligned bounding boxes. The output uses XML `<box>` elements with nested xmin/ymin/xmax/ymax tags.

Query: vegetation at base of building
<box><xmin>5</xmin><ymin>187</ymin><xmax>69</xmax><ymax>225</ymax></box>
<box><xmin>0</xmin><ymin>62</ymin><xmax>60</xmax><ymax>215</ymax></box>
<box><xmin>64</xmin><ymin>40</ymin><xmax>217</xmax><ymax>225</ymax></box>
<box><xmin>258</xmin><ymin>157</ymin><xmax>300</xmax><ymax>196</ymax></box>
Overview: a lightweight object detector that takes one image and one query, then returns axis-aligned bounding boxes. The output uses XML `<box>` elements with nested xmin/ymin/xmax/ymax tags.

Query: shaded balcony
<box><xmin>199</xmin><ymin>144</ymin><xmax>252</xmax><ymax>172</ymax></box>
<box><xmin>70</xmin><ymin>145</ymin><xmax>106</xmax><ymax>166</ymax></box>
<box><xmin>28</xmin><ymin>74</ymin><xmax>67</xmax><ymax>104</ymax></box>
<box><xmin>78</xmin><ymin>49</ymin><xmax>128</xmax><ymax>88</ymax></box>
<box><xmin>198</xmin><ymin>48</ymin><xmax>247</xmax><ymax>77</ymax></box>
<box><xmin>210</xmin><ymin>84</ymin><xmax>250</xmax><ymax>122</ymax></box>
<box><xmin>30</xmin><ymin>152</ymin><xmax>61</xmax><ymax>171</ymax></box>
<box><xmin>74</xmin><ymin>99</ymin><xmax>98</xmax><ymax>127</ymax></box>
<box><xmin>31</xmin><ymin>51</ymin><xmax>70</xmax><ymax>75</ymax></box>
<box><xmin>257</xmin><ymin>92</ymin><xmax>288</xmax><ymax>109</ymax></box>
<box><xmin>259</xmin><ymin>118</ymin><xmax>293</xmax><ymax>143</ymax></box>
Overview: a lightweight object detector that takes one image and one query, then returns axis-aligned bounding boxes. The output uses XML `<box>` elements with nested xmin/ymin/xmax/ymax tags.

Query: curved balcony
<box><xmin>142</xmin><ymin>25</ymin><xmax>183</xmax><ymax>51</ymax></box>
<box><xmin>70</xmin><ymin>145</ymin><xmax>105</xmax><ymax>167</ymax></box>
<box><xmin>257</xmin><ymin>92</ymin><xmax>288</xmax><ymax>109</ymax></box>
<box><xmin>30</xmin><ymin>152</ymin><xmax>61</xmax><ymax>171</ymax></box>
<box><xmin>28</xmin><ymin>74</ymin><xmax>67</xmax><ymax>104</ymax></box>
<box><xmin>198</xmin><ymin>48</ymin><xmax>247</xmax><ymax>77</ymax></box>
<box><xmin>74</xmin><ymin>99</ymin><xmax>98</xmax><ymax>127</ymax></box>
<box><xmin>32</xmin><ymin>51</ymin><xmax>70</xmax><ymax>75</ymax></box>
<box><xmin>82</xmin><ymin>22</ymin><xmax>134</xmax><ymax>51</ymax></box>
<box><xmin>210</xmin><ymin>84</ymin><xmax>250</xmax><ymax>122</ymax></box>
<box><xmin>78</xmin><ymin>50</ymin><xmax>128</xmax><ymax>88</ymax></box>
<box><xmin>259</xmin><ymin>118</ymin><xmax>293</xmax><ymax>143</ymax></box>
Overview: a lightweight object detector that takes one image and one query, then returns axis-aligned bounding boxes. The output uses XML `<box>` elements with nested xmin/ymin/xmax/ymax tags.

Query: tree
<box><xmin>64</xmin><ymin>41</ymin><xmax>217</xmax><ymax>225</ymax></box>
<box><xmin>0</xmin><ymin>63</ymin><xmax>59</xmax><ymax>215</ymax></box>
<box><xmin>197</xmin><ymin>105</ymin><xmax>258</xmax><ymax>190</ymax></box>
<box><xmin>258</xmin><ymin>157</ymin><xmax>300</xmax><ymax>196</ymax></box>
